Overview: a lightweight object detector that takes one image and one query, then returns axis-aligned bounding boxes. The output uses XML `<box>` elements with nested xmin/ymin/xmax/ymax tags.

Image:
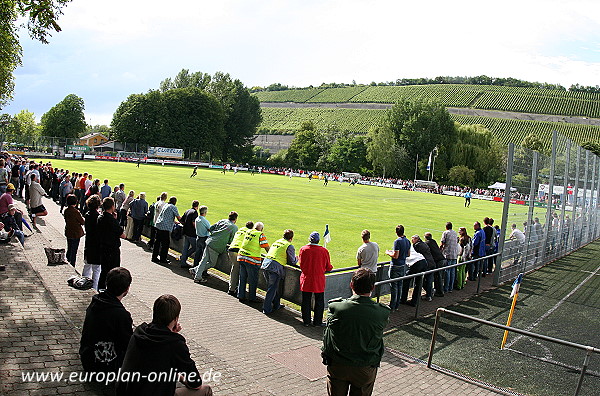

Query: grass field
<box><xmin>38</xmin><ymin>159</ymin><xmax>502</xmax><ymax>267</ymax></box>
<box><xmin>385</xmin><ymin>241</ymin><xmax>600</xmax><ymax>396</ymax></box>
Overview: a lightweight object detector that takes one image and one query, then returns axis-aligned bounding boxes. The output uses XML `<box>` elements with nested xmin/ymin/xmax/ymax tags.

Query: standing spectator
<box><xmin>0</xmin><ymin>159</ymin><xmax>8</xmax><ymax>194</ymax></box>
<box><xmin>116</xmin><ymin>295</ymin><xmax>212</xmax><ymax>396</ymax></box>
<box><xmin>424</xmin><ymin>232</ymin><xmax>446</xmax><ymax>297</ymax></box>
<box><xmin>470</xmin><ymin>222</ymin><xmax>486</xmax><ymax>281</ymax></box>
<box><xmin>384</xmin><ymin>225</ymin><xmax>411</xmax><ymax>311</ymax></box>
<box><xmin>193</xmin><ymin>205</ymin><xmax>211</xmax><ymax>269</ymax></box>
<box><xmin>59</xmin><ymin>174</ymin><xmax>74</xmax><ymax>213</ymax></box>
<box><xmin>400</xmin><ymin>239</ymin><xmax>428</xmax><ymax>306</ymax></box>
<box><xmin>191</xmin><ymin>211</ymin><xmax>238</xmax><ymax>282</ymax></box>
<box><xmin>322</xmin><ymin>268</ymin><xmax>390</xmax><ymax>396</ymax></box>
<box><xmin>97</xmin><ymin>197</ymin><xmax>125</xmax><ymax>290</ymax></box>
<box><xmin>63</xmin><ymin>194</ymin><xmax>85</xmax><ymax>267</ymax></box>
<box><xmin>227</xmin><ymin>220</ymin><xmax>253</xmax><ymax>297</ymax></box>
<box><xmin>482</xmin><ymin>217</ymin><xmax>494</xmax><ymax>276</ymax></box>
<box><xmin>299</xmin><ymin>232</ymin><xmax>333</xmax><ymax>327</ymax></box>
<box><xmin>10</xmin><ymin>161</ymin><xmax>20</xmax><ymax>196</ymax></box>
<box><xmin>113</xmin><ymin>184</ymin><xmax>127</xmax><ymax>227</ymax></box>
<box><xmin>121</xmin><ymin>190</ymin><xmax>135</xmax><ymax>239</ymax></box>
<box><xmin>152</xmin><ymin>196</ymin><xmax>181</xmax><ymax>264</ymax></box>
<box><xmin>236</xmin><ymin>222</ymin><xmax>269</xmax><ymax>300</ymax></box>
<box><xmin>456</xmin><ymin>227</ymin><xmax>472</xmax><ymax>290</ymax></box>
<box><xmin>29</xmin><ymin>174</ymin><xmax>49</xmax><ymax>226</ymax></box>
<box><xmin>261</xmin><ymin>229</ymin><xmax>296</xmax><ymax>314</ymax></box>
<box><xmin>411</xmin><ymin>235</ymin><xmax>436</xmax><ymax>301</ymax></box>
<box><xmin>128</xmin><ymin>192</ymin><xmax>148</xmax><ymax>243</ymax></box>
<box><xmin>179</xmin><ymin>200</ymin><xmax>199</xmax><ymax>267</ymax></box>
<box><xmin>509</xmin><ymin>223</ymin><xmax>525</xmax><ymax>265</ymax></box>
<box><xmin>80</xmin><ymin>267</ymin><xmax>133</xmax><ymax>386</ymax></box>
<box><xmin>440</xmin><ymin>222</ymin><xmax>459</xmax><ymax>293</ymax></box>
<box><xmin>100</xmin><ymin>179</ymin><xmax>111</xmax><ymax>199</ymax></box>
<box><xmin>356</xmin><ymin>229</ymin><xmax>379</xmax><ymax>274</ymax></box>
<box><xmin>148</xmin><ymin>192</ymin><xmax>168</xmax><ymax>250</ymax></box>
<box><xmin>83</xmin><ymin>195</ymin><xmax>102</xmax><ymax>290</ymax></box>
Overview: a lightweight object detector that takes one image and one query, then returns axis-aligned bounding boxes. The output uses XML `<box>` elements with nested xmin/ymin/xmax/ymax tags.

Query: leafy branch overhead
<box><xmin>0</xmin><ymin>0</ymin><xmax>72</xmax><ymax>106</ymax></box>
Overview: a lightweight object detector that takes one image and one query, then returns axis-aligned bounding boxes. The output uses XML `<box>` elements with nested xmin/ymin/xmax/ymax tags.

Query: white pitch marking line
<box><xmin>505</xmin><ymin>264</ymin><xmax>600</xmax><ymax>349</ymax></box>
<box><xmin>580</xmin><ymin>270</ymin><xmax>600</xmax><ymax>275</ymax></box>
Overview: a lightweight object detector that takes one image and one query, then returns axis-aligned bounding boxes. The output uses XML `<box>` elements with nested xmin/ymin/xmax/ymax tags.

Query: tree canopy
<box><xmin>0</xmin><ymin>0</ymin><xmax>72</xmax><ymax>106</ymax></box>
<box><xmin>157</xmin><ymin>69</ymin><xmax>261</xmax><ymax>161</ymax></box>
<box><xmin>111</xmin><ymin>88</ymin><xmax>224</xmax><ymax>158</ymax></box>
<box><xmin>40</xmin><ymin>94</ymin><xmax>86</xmax><ymax>138</ymax></box>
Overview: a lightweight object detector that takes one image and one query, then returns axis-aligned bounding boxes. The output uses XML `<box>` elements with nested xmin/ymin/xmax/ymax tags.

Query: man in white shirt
<box><xmin>509</xmin><ymin>223</ymin><xmax>525</xmax><ymax>264</ymax></box>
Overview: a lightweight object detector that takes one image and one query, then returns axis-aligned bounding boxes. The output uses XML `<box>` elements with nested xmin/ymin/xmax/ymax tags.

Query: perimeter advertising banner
<box><xmin>148</xmin><ymin>146</ymin><xmax>183</xmax><ymax>159</ymax></box>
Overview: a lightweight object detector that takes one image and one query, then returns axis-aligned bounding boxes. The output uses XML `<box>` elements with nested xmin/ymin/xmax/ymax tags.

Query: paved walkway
<box><xmin>0</xmin><ymin>196</ymin><xmax>505</xmax><ymax>395</ymax></box>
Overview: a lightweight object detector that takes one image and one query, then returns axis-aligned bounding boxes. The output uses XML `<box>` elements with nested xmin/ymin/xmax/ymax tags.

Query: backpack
<box><xmin>144</xmin><ymin>203</ymin><xmax>155</xmax><ymax>227</ymax></box>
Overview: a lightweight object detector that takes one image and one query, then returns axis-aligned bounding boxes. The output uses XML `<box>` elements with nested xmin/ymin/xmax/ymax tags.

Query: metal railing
<box><xmin>374</xmin><ymin>253</ymin><xmax>501</xmax><ymax>318</ymax></box>
<box><xmin>428</xmin><ymin>308</ymin><xmax>600</xmax><ymax>396</ymax></box>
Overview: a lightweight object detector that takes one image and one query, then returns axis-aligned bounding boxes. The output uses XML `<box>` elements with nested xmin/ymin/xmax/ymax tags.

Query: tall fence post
<box><xmin>587</xmin><ymin>155</ymin><xmax>597</xmax><ymax>244</ymax></box>
<box><xmin>541</xmin><ymin>131</ymin><xmax>558</xmax><ymax>264</ymax></box>
<box><xmin>570</xmin><ymin>147</ymin><xmax>581</xmax><ymax>253</ymax></box>
<box><xmin>495</xmin><ymin>143</ymin><xmax>514</xmax><ymax>286</ymax></box>
<box><xmin>521</xmin><ymin>151</ymin><xmax>539</xmax><ymax>272</ymax></box>
<box><xmin>560</xmin><ymin>141</ymin><xmax>571</xmax><ymax>257</ymax></box>
<box><xmin>580</xmin><ymin>151</ymin><xmax>590</xmax><ymax>245</ymax></box>
<box><xmin>595</xmin><ymin>159</ymin><xmax>600</xmax><ymax>240</ymax></box>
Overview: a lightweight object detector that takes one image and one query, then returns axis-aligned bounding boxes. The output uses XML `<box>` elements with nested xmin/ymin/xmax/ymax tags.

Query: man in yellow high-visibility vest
<box><xmin>237</xmin><ymin>222</ymin><xmax>269</xmax><ymax>302</ymax></box>
<box><xmin>227</xmin><ymin>221</ymin><xmax>254</xmax><ymax>297</ymax></box>
<box><xmin>261</xmin><ymin>229</ymin><xmax>297</xmax><ymax>314</ymax></box>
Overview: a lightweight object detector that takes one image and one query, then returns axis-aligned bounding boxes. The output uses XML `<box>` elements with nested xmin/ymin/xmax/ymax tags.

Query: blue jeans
<box><xmin>263</xmin><ymin>270</ymin><xmax>281</xmax><ymax>313</ymax></box>
<box><xmin>13</xmin><ymin>229</ymin><xmax>25</xmax><ymax>246</ymax></box>
<box><xmin>180</xmin><ymin>235</ymin><xmax>197</xmax><ymax>264</ymax></box>
<box><xmin>444</xmin><ymin>259</ymin><xmax>457</xmax><ymax>292</ymax></box>
<box><xmin>238</xmin><ymin>261</ymin><xmax>259</xmax><ymax>300</ymax></box>
<box><xmin>388</xmin><ymin>264</ymin><xmax>405</xmax><ymax>310</ymax></box>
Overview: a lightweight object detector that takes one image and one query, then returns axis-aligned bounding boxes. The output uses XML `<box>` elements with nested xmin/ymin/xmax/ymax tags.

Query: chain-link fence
<box><xmin>496</xmin><ymin>131</ymin><xmax>600</xmax><ymax>284</ymax></box>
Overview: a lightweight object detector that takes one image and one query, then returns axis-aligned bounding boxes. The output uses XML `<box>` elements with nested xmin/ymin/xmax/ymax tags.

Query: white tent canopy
<box><xmin>488</xmin><ymin>182</ymin><xmax>517</xmax><ymax>192</ymax></box>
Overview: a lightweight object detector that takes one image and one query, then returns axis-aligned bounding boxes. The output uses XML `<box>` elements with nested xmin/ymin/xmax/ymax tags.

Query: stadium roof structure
<box><xmin>93</xmin><ymin>140</ymin><xmax>124</xmax><ymax>151</ymax></box>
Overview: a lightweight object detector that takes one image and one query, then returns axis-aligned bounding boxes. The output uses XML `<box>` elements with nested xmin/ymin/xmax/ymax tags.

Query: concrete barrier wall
<box><xmin>149</xmin><ymin>227</ymin><xmax>393</xmax><ymax>307</ymax></box>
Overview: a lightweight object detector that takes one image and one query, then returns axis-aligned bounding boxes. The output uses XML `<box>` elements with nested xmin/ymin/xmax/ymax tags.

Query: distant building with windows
<box><xmin>79</xmin><ymin>132</ymin><xmax>108</xmax><ymax>147</ymax></box>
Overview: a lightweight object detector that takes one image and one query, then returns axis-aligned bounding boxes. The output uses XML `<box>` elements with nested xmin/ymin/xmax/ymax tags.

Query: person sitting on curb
<box><xmin>117</xmin><ymin>294</ymin><xmax>213</xmax><ymax>396</ymax></box>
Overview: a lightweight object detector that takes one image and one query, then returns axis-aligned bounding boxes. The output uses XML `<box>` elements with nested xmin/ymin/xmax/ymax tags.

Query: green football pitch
<box><xmin>39</xmin><ymin>159</ymin><xmax>502</xmax><ymax>267</ymax></box>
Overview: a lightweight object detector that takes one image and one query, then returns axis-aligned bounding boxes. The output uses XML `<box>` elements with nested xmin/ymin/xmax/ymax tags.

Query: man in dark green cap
<box><xmin>322</xmin><ymin>268</ymin><xmax>390</xmax><ymax>396</ymax></box>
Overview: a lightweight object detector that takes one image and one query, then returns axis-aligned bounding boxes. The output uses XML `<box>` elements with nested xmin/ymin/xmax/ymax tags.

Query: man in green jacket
<box><xmin>322</xmin><ymin>268</ymin><xmax>390</xmax><ymax>396</ymax></box>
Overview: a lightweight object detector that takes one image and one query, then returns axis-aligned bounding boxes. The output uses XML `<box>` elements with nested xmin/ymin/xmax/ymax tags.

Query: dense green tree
<box><xmin>112</xmin><ymin>88</ymin><xmax>224</xmax><ymax>158</ymax></box>
<box><xmin>159</xmin><ymin>70</ymin><xmax>261</xmax><ymax>161</ymax></box>
<box><xmin>367</xmin><ymin>98</ymin><xmax>455</xmax><ymax>178</ymax></box>
<box><xmin>326</xmin><ymin>133</ymin><xmax>368</xmax><ymax>173</ymax></box>
<box><xmin>40</xmin><ymin>94</ymin><xmax>86</xmax><ymax>138</ymax></box>
<box><xmin>285</xmin><ymin>121</ymin><xmax>325</xmax><ymax>169</ymax></box>
<box><xmin>582</xmin><ymin>141</ymin><xmax>600</xmax><ymax>156</ymax></box>
<box><xmin>448</xmin><ymin>165</ymin><xmax>476</xmax><ymax>186</ymax></box>
<box><xmin>0</xmin><ymin>0</ymin><xmax>72</xmax><ymax>106</ymax></box>
<box><xmin>448</xmin><ymin>123</ymin><xmax>503</xmax><ymax>184</ymax></box>
<box><xmin>521</xmin><ymin>132</ymin><xmax>546</xmax><ymax>153</ymax></box>
<box><xmin>86</xmin><ymin>124</ymin><xmax>111</xmax><ymax>137</ymax></box>
<box><xmin>7</xmin><ymin>109</ymin><xmax>39</xmax><ymax>142</ymax></box>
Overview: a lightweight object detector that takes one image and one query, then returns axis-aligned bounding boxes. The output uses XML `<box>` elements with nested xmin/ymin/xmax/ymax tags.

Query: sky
<box><xmin>4</xmin><ymin>0</ymin><xmax>600</xmax><ymax>126</ymax></box>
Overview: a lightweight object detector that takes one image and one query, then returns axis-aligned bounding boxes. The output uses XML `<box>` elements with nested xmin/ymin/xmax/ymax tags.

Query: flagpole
<box><xmin>501</xmin><ymin>292</ymin><xmax>518</xmax><ymax>350</ymax></box>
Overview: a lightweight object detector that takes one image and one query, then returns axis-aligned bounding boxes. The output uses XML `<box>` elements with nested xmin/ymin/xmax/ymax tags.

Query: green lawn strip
<box><xmin>38</xmin><ymin>159</ymin><xmax>501</xmax><ymax>267</ymax></box>
<box><xmin>384</xmin><ymin>241</ymin><xmax>600</xmax><ymax>396</ymax></box>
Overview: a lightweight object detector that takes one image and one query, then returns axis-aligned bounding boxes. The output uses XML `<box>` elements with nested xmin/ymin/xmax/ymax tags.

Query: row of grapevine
<box><xmin>473</xmin><ymin>91</ymin><xmax>600</xmax><ymax>118</ymax></box>
<box><xmin>254</xmin><ymin>88</ymin><xmax>323</xmax><ymax>103</ymax></box>
<box><xmin>258</xmin><ymin>107</ymin><xmax>600</xmax><ymax>147</ymax></box>
<box><xmin>306</xmin><ymin>86</ymin><xmax>368</xmax><ymax>103</ymax></box>
<box><xmin>255</xmin><ymin>84</ymin><xmax>600</xmax><ymax>118</ymax></box>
